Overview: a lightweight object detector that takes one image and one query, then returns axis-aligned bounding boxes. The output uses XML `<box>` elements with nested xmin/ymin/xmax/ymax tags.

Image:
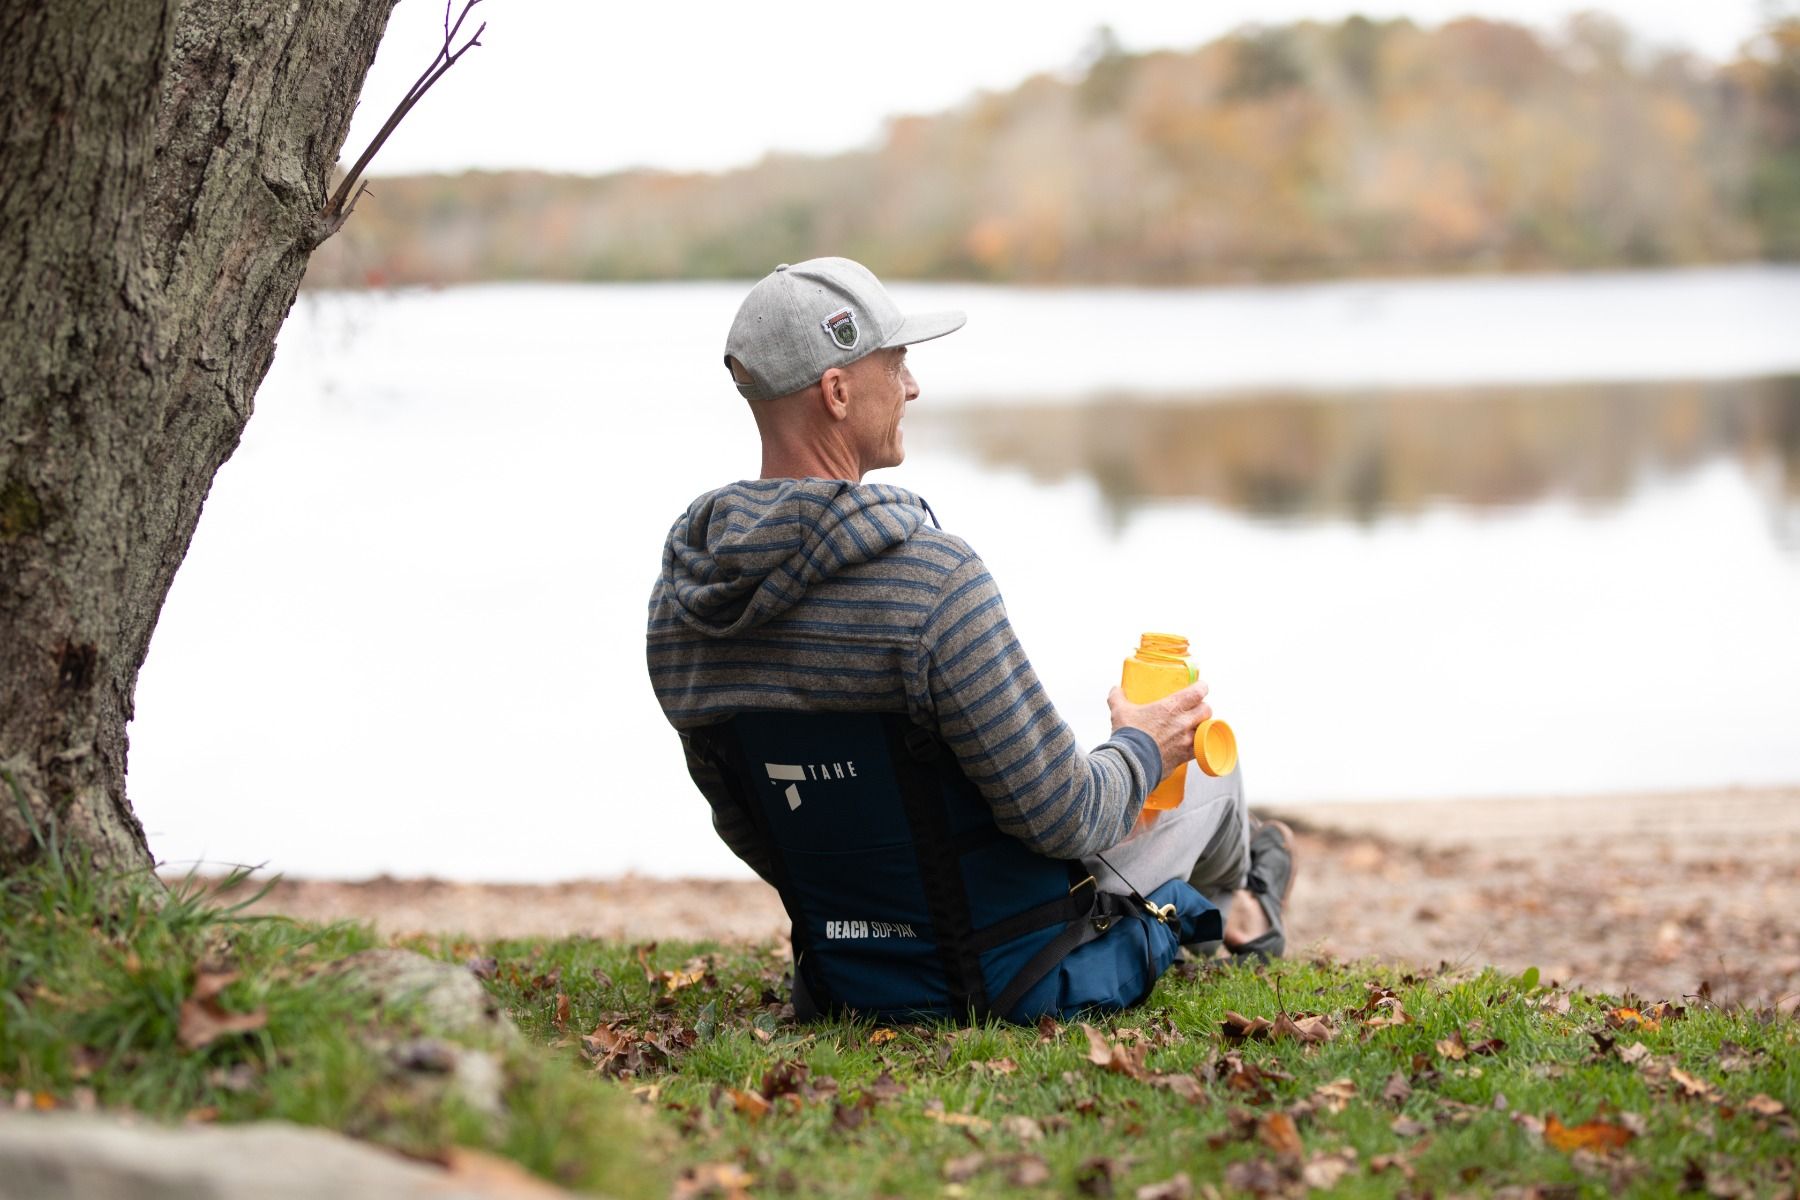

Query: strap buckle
<box><xmin>902</xmin><ymin>724</ymin><xmax>941</xmax><ymax>763</ymax></box>
<box><xmin>1069</xmin><ymin>874</ymin><xmax>1096</xmax><ymax>896</ymax></box>
<box><xmin>1146</xmin><ymin>900</ymin><xmax>1178</xmax><ymax>926</ymax></box>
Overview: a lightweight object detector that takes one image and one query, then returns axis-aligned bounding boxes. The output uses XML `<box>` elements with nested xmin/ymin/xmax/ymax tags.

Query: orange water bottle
<box><xmin>1120</xmin><ymin>632</ymin><xmax>1238</xmax><ymax>810</ymax></box>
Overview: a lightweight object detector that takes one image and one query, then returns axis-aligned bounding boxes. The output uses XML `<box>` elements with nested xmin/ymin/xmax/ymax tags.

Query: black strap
<box><xmin>989</xmin><ymin>891</ymin><xmax>1143</xmax><ymax>1018</ymax></box>
<box><xmin>969</xmin><ymin>885</ymin><xmax>1091</xmax><ymax>953</ymax></box>
<box><xmin>885</xmin><ymin>719</ymin><xmax>991</xmax><ymax>1020</ymax></box>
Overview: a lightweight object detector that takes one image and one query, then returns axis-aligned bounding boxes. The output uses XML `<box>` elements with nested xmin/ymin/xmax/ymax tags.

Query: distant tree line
<box><xmin>305</xmin><ymin>14</ymin><xmax>1800</xmax><ymax>289</ymax></box>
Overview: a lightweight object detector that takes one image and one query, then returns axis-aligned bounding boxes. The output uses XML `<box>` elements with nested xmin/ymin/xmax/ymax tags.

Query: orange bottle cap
<box><xmin>1194</xmin><ymin>718</ymin><xmax>1237</xmax><ymax>778</ymax></box>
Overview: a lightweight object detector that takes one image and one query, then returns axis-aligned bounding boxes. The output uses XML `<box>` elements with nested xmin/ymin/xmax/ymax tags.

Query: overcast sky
<box><xmin>341</xmin><ymin>0</ymin><xmax>1781</xmax><ymax>178</ymax></box>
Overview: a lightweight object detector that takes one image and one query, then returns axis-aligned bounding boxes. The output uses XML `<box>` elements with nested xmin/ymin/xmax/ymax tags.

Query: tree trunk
<box><xmin>0</xmin><ymin>0</ymin><xmax>397</xmax><ymax>872</ymax></box>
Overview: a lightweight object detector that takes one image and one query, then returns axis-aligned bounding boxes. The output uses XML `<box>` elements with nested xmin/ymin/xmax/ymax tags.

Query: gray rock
<box><xmin>327</xmin><ymin>949</ymin><xmax>515</xmax><ymax>1040</ymax></box>
<box><xmin>451</xmin><ymin>1049</ymin><xmax>506</xmax><ymax>1120</ymax></box>
<box><xmin>385</xmin><ymin>1038</ymin><xmax>506</xmax><ymax>1118</ymax></box>
<box><xmin>0</xmin><ymin>1113</ymin><xmax>573</xmax><ymax>1199</ymax></box>
<box><xmin>328</xmin><ymin>952</ymin><xmax>516</xmax><ymax>1118</ymax></box>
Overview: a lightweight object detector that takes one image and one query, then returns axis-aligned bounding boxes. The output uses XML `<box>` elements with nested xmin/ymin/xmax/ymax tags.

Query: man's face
<box><xmin>847</xmin><ymin>347</ymin><xmax>918</xmax><ymax>473</ymax></box>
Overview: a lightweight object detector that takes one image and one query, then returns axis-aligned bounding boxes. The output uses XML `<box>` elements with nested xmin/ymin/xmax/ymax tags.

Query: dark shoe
<box><xmin>1231</xmin><ymin>819</ymin><xmax>1296</xmax><ymax>961</ymax></box>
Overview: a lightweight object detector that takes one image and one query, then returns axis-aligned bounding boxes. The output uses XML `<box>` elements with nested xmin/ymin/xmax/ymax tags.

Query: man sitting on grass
<box><xmin>646</xmin><ymin>258</ymin><xmax>1296</xmax><ymax>1018</ymax></box>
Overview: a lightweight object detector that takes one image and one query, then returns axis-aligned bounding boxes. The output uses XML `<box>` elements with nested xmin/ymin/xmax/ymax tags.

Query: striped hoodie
<box><xmin>646</xmin><ymin>477</ymin><xmax>1163</xmax><ymax>878</ymax></box>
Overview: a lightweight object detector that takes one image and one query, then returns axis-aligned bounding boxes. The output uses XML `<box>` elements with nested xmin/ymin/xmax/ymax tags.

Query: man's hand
<box><xmin>1108</xmin><ymin>681</ymin><xmax>1212</xmax><ymax>780</ymax></box>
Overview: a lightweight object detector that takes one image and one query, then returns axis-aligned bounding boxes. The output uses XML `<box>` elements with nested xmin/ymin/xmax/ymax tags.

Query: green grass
<box><xmin>0</xmin><ymin>839</ymin><xmax>662</xmax><ymax>1198</ymax></box>
<box><xmin>472</xmin><ymin>940</ymin><xmax>1800</xmax><ymax>1198</ymax></box>
<box><xmin>4</xmin><ymin>836</ymin><xmax>1795</xmax><ymax>1198</ymax></box>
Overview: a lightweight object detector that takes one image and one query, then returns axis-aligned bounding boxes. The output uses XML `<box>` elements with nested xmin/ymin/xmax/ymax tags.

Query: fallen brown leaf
<box><xmin>1712</xmin><ymin>1041</ymin><xmax>1763</xmax><ymax>1074</ymax></box>
<box><xmin>191</xmin><ymin>970</ymin><xmax>236</xmax><ymax>1003</ymax></box>
<box><xmin>1669</xmin><ymin>1068</ymin><xmax>1723</xmax><ymax>1103</ymax></box>
<box><xmin>176</xmin><ymin>971</ymin><xmax>267</xmax><ymax>1052</ymax></box>
<box><xmin>663</xmin><ymin>962</ymin><xmax>710</xmax><ymax>993</ymax></box>
<box><xmin>1301</xmin><ymin>1149</ymin><xmax>1357</xmax><ymax>1189</ymax></box>
<box><xmin>1364</xmin><ymin>998</ymin><xmax>1412</xmax><ymax>1027</ymax></box>
<box><xmin>863</xmin><ymin>1070</ymin><xmax>905</xmax><ymax>1102</ymax></box>
<box><xmin>1269</xmin><ymin>1012</ymin><xmax>1334</xmax><ymax>1044</ymax></box>
<box><xmin>831</xmin><ymin>1096</ymin><xmax>871</xmax><ymax>1132</ymax></box>
<box><xmin>1606</xmin><ymin>1006</ymin><xmax>1662</xmax><ymax>1033</ymax></box>
<box><xmin>1213</xmin><ymin>1052</ymin><xmax>1289</xmax><ymax>1106</ymax></box>
<box><xmin>1382</xmin><ymin>1070</ymin><xmax>1412</xmax><ymax>1105</ymax></box>
<box><xmin>723</xmin><ymin>1088</ymin><xmax>771</xmax><ymax>1122</ymax></box>
<box><xmin>1149</xmin><ymin>1073</ymin><xmax>1206</xmax><ymax>1103</ymax></box>
<box><xmin>1358</xmin><ymin>983</ymin><xmax>1414</xmax><ymax>1028</ymax></box>
<box><xmin>1001</xmin><ymin>1114</ymin><xmax>1045</xmax><ymax>1142</ymax></box>
<box><xmin>1544</xmin><ymin>1114</ymin><xmax>1636</xmax><ymax>1153</ymax></box>
<box><xmin>1221</xmin><ymin>1010</ymin><xmax>1274</xmax><ymax>1042</ymax></box>
<box><xmin>1007</xmin><ymin>1154</ymin><xmax>1052</xmax><ymax>1187</ymax></box>
<box><xmin>1744</xmin><ymin>1093</ymin><xmax>1786</xmax><ymax>1117</ymax></box>
<box><xmin>1435</xmin><ymin>1030</ymin><xmax>1469</xmax><ymax>1061</ymax></box>
<box><xmin>1134</xmin><ymin>1172</ymin><xmax>1192</xmax><ymax>1200</ymax></box>
<box><xmin>1075</xmin><ymin>1155</ymin><xmax>1126</xmax><ymax>1198</ymax></box>
<box><xmin>1257</xmin><ymin>1111</ymin><xmax>1303</xmax><ymax>1158</ymax></box>
<box><xmin>1512</xmin><ymin>1111</ymin><xmax>1546</xmax><ymax>1138</ymax></box>
<box><xmin>1368</xmin><ymin>1152</ymin><xmax>1415</xmax><ymax>1178</ymax></box>
<box><xmin>1079</xmin><ymin>1023</ymin><xmax>1149</xmax><ymax>1081</ymax></box>
<box><xmin>923</xmin><ymin>1108</ymin><xmax>991</xmax><ymax>1132</ymax></box>
<box><xmin>1223</xmin><ymin>1158</ymin><xmax>1292</xmax><ymax>1197</ymax></box>
<box><xmin>867</xmin><ymin>1028</ymin><xmax>898</xmax><ymax>1046</ymax></box>
<box><xmin>942</xmin><ymin>1152</ymin><xmax>988</xmax><ymax>1183</ymax></box>
<box><xmin>760</xmin><ymin>1060</ymin><xmax>809</xmax><ymax>1099</ymax></box>
<box><xmin>1312</xmin><ymin>1078</ymin><xmax>1357</xmax><ymax>1113</ymax></box>
<box><xmin>672</xmin><ymin>1161</ymin><xmax>754</xmax><ymax>1200</ymax></box>
<box><xmin>553</xmin><ymin>992</ymin><xmax>570</xmax><ymax>1029</ymax></box>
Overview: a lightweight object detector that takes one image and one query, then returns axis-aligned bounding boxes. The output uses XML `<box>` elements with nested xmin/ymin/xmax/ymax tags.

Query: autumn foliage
<box><xmin>308</xmin><ymin>15</ymin><xmax>1800</xmax><ymax>289</ymax></box>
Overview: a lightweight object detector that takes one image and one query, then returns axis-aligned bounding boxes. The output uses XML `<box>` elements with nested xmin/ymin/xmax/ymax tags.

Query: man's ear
<box><xmin>818</xmin><ymin>367</ymin><xmax>851</xmax><ymax>422</ymax></box>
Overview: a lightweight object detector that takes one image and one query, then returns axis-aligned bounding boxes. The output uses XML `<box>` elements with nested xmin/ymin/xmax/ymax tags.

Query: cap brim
<box><xmin>881</xmin><ymin>310</ymin><xmax>966</xmax><ymax>349</ymax></box>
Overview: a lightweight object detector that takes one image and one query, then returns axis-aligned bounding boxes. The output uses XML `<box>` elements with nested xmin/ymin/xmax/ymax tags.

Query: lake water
<box><xmin>128</xmin><ymin>267</ymin><xmax>1800</xmax><ymax>881</ymax></box>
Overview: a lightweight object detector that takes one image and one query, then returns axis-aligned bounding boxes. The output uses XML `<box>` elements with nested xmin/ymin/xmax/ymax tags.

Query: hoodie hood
<box><xmin>660</xmin><ymin>479</ymin><xmax>933</xmax><ymax>638</ymax></box>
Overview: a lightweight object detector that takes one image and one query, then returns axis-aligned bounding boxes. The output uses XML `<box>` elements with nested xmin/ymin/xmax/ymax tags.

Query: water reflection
<box><xmin>918</xmin><ymin>377</ymin><xmax>1800</xmax><ymax>539</ymax></box>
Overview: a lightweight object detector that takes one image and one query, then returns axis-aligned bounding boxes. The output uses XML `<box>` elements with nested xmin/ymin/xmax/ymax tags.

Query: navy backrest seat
<box><xmin>686</xmin><ymin>710</ymin><xmax>1222</xmax><ymax>1024</ymax></box>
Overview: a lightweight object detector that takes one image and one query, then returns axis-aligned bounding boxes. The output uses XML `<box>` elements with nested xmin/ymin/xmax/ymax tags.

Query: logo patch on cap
<box><xmin>821</xmin><ymin>307</ymin><xmax>859</xmax><ymax>351</ymax></box>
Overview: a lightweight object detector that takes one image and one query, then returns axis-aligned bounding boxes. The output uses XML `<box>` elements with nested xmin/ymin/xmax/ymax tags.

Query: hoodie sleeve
<box><xmin>916</xmin><ymin>553</ymin><xmax>1163</xmax><ymax>858</ymax></box>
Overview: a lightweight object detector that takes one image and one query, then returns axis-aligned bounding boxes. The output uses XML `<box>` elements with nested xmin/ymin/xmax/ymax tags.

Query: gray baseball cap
<box><xmin>723</xmin><ymin>257</ymin><xmax>966</xmax><ymax>401</ymax></box>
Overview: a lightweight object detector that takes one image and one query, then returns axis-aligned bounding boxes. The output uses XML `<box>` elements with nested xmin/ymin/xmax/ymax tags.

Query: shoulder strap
<box><xmin>988</xmin><ymin>889</ymin><xmax>1145</xmax><ymax>1018</ymax></box>
<box><xmin>890</xmin><ymin>718</ymin><xmax>1165</xmax><ymax>1023</ymax></box>
<box><xmin>883</xmin><ymin>718</ymin><xmax>991</xmax><ymax>1021</ymax></box>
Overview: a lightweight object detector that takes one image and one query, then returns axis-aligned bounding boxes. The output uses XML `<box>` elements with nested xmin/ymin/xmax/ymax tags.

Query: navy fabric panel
<box><xmin>718</xmin><ymin>709</ymin><xmax>1214</xmax><ymax>1023</ymax></box>
<box><xmin>940</xmin><ymin>770</ymin><xmax>997</xmax><ymax>840</ymax></box>
<box><xmin>731</xmin><ymin>711</ymin><xmax>911</xmax><ymax>851</ymax></box>
<box><xmin>784</xmin><ymin>848</ymin><xmax>935</xmax><ymax>936</ymax></box>
<box><xmin>976</xmin><ymin>924</ymin><xmax>1066</xmax><ymax>1005</ymax></box>
<box><xmin>812</xmin><ymin>939</ymin><xmax>953</xmax><ymax>1019</ymax></box>
<box><xmin>959</xmin><ymin>837</ymin><xmax>1073</xmax><ymax>930</ymax></box>
<box><xmin>1003</xmin><ymin>880</ymin><xmax>1219</xmax><ymax>1022</ymax></box>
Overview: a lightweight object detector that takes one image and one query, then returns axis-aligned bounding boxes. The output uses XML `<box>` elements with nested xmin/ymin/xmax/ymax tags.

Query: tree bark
<box><xmin>1</xmin><ymin>0</ymin><xmax>397</xmax><ymax>871</ymax></box>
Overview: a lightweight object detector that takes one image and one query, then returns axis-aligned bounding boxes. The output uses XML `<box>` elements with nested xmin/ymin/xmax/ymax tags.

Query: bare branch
<box><xmin>316</xmin><ymin>0</ymin><xmax>486</xmax><ymax>241</ymax></box>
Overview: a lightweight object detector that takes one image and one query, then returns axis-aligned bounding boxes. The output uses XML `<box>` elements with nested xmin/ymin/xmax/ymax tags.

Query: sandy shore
<box><xmin>201</xmin><ymin>786</ymin><xmax>1800</xmax><ymax>1010</ymax></box>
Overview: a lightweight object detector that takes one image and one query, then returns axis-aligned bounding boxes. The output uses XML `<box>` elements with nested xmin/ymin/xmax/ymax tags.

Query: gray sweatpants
<box><xmin>1083</xmin><ymin>764</ymin><xmax>1250</xmax><ymax>928</ymax></box>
